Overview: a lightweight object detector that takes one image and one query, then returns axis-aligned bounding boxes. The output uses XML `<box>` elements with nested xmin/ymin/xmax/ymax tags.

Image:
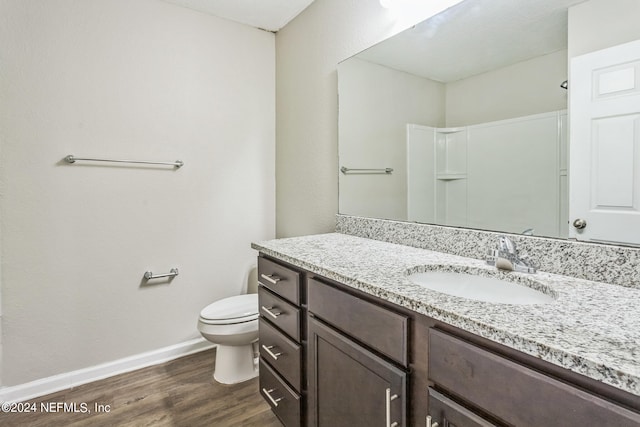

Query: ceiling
<box><xmin>357</xmin><ymin>0</ymin><xmax>586</xmax><ymax>83</ymax></box>
<box><xmin>161</xmin><ymin>0</ymin><xmax>316</xmax><ymax>32</ymax></box>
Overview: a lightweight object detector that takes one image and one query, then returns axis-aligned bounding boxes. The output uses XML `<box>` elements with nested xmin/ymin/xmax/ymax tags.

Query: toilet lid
<box><xmin>200</xmin><ymin>294</ymin><xmax>258</xmax><ymax>322</ymax></box>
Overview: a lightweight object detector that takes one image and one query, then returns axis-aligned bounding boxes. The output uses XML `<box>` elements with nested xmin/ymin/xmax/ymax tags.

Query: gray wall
<box><xmin>568</xmin><ymin>0</ymin><xmax>640</xmax><ymax>58</ymax></box>
<box><xmin>0</xmin><ymin>0</ymin><xmax>275</xmax><ymax>386</ymax></box>
<box><xmin>274</xmin><ymin>0</ymin><xmax>456</xmax><ymax>237</ymax></box>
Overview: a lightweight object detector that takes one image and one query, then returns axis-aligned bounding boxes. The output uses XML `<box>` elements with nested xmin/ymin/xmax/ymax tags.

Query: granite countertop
<box><xmin>252</xmin><ymin>232</ymin><xmax>640</xmax><ymax>397</ymax></box>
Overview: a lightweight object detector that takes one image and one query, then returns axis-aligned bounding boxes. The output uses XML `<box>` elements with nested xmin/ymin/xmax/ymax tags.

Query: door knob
<box><xmin>573</xmin><ymin>218</ymin><xmax>587</xmax><ymax>229</ymax></box>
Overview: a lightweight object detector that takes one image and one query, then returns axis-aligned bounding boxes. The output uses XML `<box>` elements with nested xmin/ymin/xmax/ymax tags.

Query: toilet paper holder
<box><xmin>144</xmin><ymin>268</ymin><xmax>179</xmax><ymax>280</ymax></box>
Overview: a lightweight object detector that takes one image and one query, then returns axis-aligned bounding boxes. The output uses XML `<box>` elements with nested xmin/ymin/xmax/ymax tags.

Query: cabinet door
<box><xmin>307</xmin><ymin>317</ymin><xmax>406</xmax><ymax>427</ymax></box>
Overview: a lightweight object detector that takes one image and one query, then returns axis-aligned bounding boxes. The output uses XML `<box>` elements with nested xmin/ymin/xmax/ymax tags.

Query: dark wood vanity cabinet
<box><xmin>256</xmin><ymin>254</ymin><xmax>640</xmax><ymax>427</ymax></box>
<box><xmin>257</xmin><ymin>256</ymin><xmax>305</xmax><ymax>427</ymax></box>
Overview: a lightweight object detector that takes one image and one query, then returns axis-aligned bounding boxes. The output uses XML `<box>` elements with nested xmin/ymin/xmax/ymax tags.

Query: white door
<box><xmin>570</xmin><ymin>39</ymin><xmax>640</xmax><ymax>245</ymax></box>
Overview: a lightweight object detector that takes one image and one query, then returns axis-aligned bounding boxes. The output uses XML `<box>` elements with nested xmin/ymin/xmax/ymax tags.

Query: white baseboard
<box><xmin>0</xmin><ymin>338</ymin><xmax>215</xmax><ymax>403</ymax></box>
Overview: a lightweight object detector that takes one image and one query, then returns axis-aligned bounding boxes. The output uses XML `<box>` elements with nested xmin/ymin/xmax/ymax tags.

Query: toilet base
<box><xmin>213</xmin><ymin>344</ymin><xmax>258</xmax><ymax>384</ymax></box>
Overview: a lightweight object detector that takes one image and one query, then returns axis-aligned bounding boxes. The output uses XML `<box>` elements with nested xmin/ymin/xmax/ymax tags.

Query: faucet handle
<box><xmin>498</xmin><ymin>235</ymin><xmax>516</xmax><ymax>255</ymax></box>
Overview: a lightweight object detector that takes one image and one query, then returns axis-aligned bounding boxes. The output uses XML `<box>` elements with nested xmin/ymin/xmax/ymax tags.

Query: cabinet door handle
<box><xmin>426</xmin><ymin>415</ymin><xmax>439</xmax><ymax>427</ymax></box>
<box><xmin>261</xmin><ymin>344</ymin><xmax>282</xmax><ymax>360</ymax></box>
<box><xmin>262</xmin><ymin>387</ymin><xmax>283</xmax><ymax>407</ymax></box>
<box><xmin>261</xmin><ymin>306</ymin><xmax>281</xmax><ymax>319</ymax></box>
<box><xmin>260</xmin><ymin>273</ymin><xmax>281</xmax><ymax>285</ymax></box>
<box><xmin>385</xmin><ymin>388</ymin><xmax>399</xmax><ymax>427</ymax></box>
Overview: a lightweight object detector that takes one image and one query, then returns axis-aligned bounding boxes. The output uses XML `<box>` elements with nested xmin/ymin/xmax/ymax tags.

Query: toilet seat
<box><xmin>199</xmin><ymin>294</ymin><xmax>258</xmax><ymax>325</ymax></box>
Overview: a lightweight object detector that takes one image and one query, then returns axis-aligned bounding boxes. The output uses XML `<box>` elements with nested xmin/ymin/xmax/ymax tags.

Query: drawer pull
<box><xmin>261</xmin><ymin>306</ymin><xmax>282</xmax><ymax>319</ymax></box>
<box><xmin>260</xmin><ymin>273</ymin><xmax>282</xmax><ymax>285</ymax></box>
<box><xmin>262</xmin><ymin>387</ymin><xmax>283</xmax><ymax>407</ymax></box>
<box><xmin>426</xmin><ymin>415</ymin><xmax>439</xmax><ymax>427</ymax></box>
<box><xmin>262</xmin><ymin>344</ymin><xmax>282</xmax><ymax>360</ymax></box>
<box><xmin>385</xmin><ymin>388</ymin><xmax>399</xmax><ymax>427</ymax></box>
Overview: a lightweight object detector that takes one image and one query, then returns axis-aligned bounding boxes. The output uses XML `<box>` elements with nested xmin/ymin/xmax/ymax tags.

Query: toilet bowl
<box><xmin>197</xmin><ymin>294</ymin><xmax>259</xmax><ymax>384</ymax></box>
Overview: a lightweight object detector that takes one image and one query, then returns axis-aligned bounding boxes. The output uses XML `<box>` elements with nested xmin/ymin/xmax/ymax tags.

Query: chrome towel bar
<box><xmin>144</xmin><ymin>268</ymin><xmax>179</xmax><ymax>280</ymax></box>
<box><xmin>341</xmin><ymin>166</ymin><xmax>393</xmax><ymax>174</ymax></box>
<box><xmin>65</xmin><ymin>155</ymin><xmax>183</xmax><ymax>168</ymax></box>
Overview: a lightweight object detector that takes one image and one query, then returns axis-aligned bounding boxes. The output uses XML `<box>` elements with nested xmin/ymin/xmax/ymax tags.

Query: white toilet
<box><xmin>197</xmin><ymin>294</ymin><xmax>259</xmax><ymax>384</ymax></box>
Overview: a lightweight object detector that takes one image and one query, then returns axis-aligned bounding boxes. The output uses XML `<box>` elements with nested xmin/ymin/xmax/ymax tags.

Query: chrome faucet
<box><xmin>486</xmin><ymin>235</ymin><xmax>536</xmax><ymax>273</ymax></box>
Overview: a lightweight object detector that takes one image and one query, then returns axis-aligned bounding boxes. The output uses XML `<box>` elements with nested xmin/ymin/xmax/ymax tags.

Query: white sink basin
<box><xmin>408</xmin><ymin>270</ymin><xmax>555</xmax><ymax>305</ymax></box>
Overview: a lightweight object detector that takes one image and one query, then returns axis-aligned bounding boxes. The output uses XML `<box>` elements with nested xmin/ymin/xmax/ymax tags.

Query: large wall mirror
<box><xmin>339</xmin><ymin>0</ymin><xmax>587</xmax><ymax>240</ymax></box>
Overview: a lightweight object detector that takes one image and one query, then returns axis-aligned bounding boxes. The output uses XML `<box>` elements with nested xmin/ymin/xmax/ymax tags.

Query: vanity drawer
<box><xmin>307</xmin><ymin>278</ymin><xmax>408</xmax><ymax>366</ymax></box>
<box><xmin>259</xmin><ymin>318</ymin><xmax>302</xmax><ymax>392</ymax></box>
<box><xmin>429</xmin><ymin>329</ymin><xmax>640</xmax><ymax>427</ymax></box>
<box><xmin>259</xmin><ymin>285</ymin><xmax>301</xmax><ymax>341</ymax></box>
<box><xmin>258</xmin><ymin>256</ymin><xmax>301</xmax><ymax>305</ymax></box>
<box><xmin>260</xmin><ymin>359</ymin><xmax>301</xmax><ymax>427</ymax></box>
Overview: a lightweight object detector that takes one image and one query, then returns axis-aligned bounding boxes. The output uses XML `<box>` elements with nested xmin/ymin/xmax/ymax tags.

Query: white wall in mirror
<box><xmin>445</xmin><ymin>49</ymin><xmax>567</xmax><ymax>126</ymax></box>
<box><xmin>338</xmin><ymin>58</ymin><xmax>445</xmax><ymax>221</ymax></box>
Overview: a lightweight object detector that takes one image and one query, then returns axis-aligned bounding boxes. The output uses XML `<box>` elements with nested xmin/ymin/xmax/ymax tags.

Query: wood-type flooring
<box><xmin>0</xmin><ymin>348</ymin><xmax>282</xmax><ymax>426</ymax></box>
